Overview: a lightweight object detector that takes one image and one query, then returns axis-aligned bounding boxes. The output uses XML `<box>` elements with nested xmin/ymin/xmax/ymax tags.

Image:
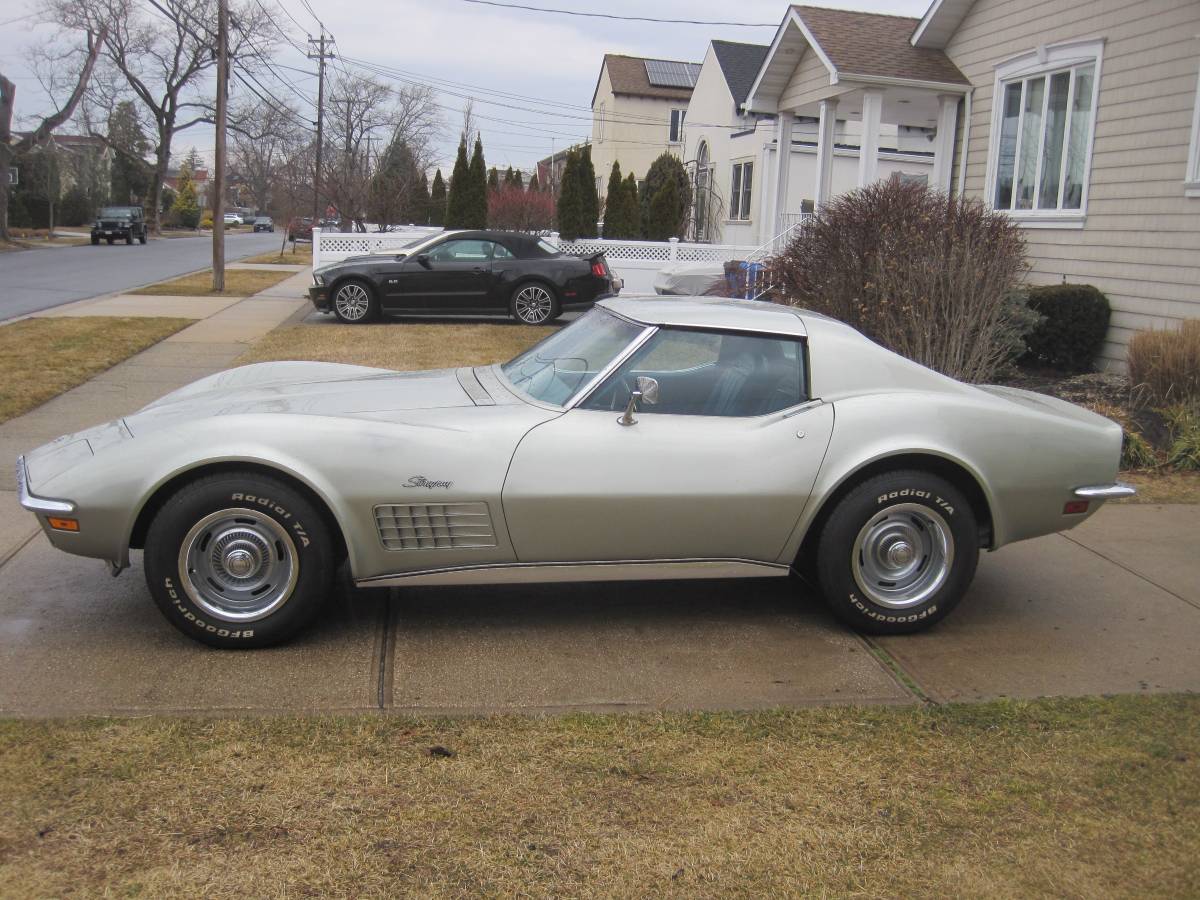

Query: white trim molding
<box><xmin>983</xmin><ymin>37</ymin><xmax>1105</xmax><ymax>228</ymax></box>
<box><xmin>1185</xmin><ymin>63</ymin><xmax>1200</xmax><ymax>198</ymax></box>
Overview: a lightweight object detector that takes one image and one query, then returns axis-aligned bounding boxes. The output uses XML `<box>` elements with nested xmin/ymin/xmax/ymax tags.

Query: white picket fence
<box><xmin>312</xmin><ymin>226</ymin><xmax>444</xmax><ymax>269</ymax></box>
<box><xmin>555</xmin><ymin>236</ymin><xmax>757</xmax><ymax>295</ymax></box>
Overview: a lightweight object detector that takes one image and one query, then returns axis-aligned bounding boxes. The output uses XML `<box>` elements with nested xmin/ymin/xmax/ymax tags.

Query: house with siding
<box><xmin>744</xmin><ymin>1</ymin><xmax>1200</xmax><ymax>368</ymax></box>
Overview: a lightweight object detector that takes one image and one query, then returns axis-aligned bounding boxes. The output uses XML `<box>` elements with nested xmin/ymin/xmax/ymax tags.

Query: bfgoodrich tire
<box><xmin>815</xmin><ymin>470</ymin><xmax>979</xmax><ymax>634</ymax></box>
<box><xmin>143</xmin><ymin>472</ymin><xmax>335</xmax><ymax>648</ymax></box>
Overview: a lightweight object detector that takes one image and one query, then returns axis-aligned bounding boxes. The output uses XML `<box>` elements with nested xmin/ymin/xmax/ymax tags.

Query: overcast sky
<box><xmin>1</xmin><ymin>0</ymin><xmax>930</xmax><ymax>175</ymax></box>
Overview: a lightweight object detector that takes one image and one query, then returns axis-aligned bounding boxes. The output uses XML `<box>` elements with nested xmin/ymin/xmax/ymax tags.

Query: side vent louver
<box><xmin>374</xmin><ymin>502</ymin><xmax>497</xmax><ymax>551</ymax></box>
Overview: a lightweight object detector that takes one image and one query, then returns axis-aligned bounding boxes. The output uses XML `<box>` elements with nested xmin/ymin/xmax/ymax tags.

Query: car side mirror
<box><xmin>416</xmin><ymin>253</ymin><xmax>431</xmax><ymax>269</ymax></box>
<box><xmin>618</xmin><ymin>376</ymin><xmax>659</xmax><ymax>426</ymax></box>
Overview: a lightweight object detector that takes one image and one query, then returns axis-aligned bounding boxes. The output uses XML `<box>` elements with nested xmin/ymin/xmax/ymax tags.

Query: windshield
<box><xmin>99</xmin><ymin>207</ymin><xmax>136</xmax><ymax>218</ymax></box>
<box><xmin>501</xmin><ymin>307</ymin><xmax>644</xmax><ymax>405</ymax></box>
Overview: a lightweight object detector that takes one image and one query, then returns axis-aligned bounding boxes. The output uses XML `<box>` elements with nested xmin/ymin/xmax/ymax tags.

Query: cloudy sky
<box><xmin>1</xmin><ymin>0</ymin><xmax>929</xmax><ymax>175</ymax></box>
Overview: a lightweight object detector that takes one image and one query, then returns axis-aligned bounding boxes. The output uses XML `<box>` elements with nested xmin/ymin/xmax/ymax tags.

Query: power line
<box><xmin>448</xmin><ymin>0</ymin><xmax>776</xmax><ymax>26</ymax></box>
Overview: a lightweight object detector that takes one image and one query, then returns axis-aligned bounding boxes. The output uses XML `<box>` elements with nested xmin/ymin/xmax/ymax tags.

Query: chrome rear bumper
<box><xmin>1073</xmin><ymin>482</ymin><xmax>1136</xmax><ymax>500</ymax></box>
<box><xmin>15</xmin><ymin>456</ymin><xmax>76</xmax><ymax>514</ymax></box>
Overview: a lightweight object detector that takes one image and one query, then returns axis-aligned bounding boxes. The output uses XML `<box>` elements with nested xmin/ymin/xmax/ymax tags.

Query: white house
<box><xmin>590</xmin><ymin>54</ymin><xmax>701</xmax><ymax>191</ymax></box>
<box><xmin>743</xmin><ymin>1</ymin><xmax>1200</xmax><ymax>367</ymax></box>
<box><xmin>683</xmin><ymin>38</ymin><xmax>937</xmax><ymax>246</ymax></box>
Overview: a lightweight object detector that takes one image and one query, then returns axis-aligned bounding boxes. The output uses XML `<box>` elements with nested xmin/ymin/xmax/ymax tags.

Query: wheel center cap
<box><xmin>223</xmin><ymin>547</ymin><xmax>257</xmax><ymax>578</ymax></box>
<box><xmin>887</xmin><ymin>541</ymin><xmax>915</xmax><ymax>567</ymax></box>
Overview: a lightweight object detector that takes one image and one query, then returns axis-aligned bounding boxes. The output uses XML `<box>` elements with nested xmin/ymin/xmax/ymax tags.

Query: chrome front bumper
<box><xmin>15</xmin><ymin>456</ymin><xmax>76</xmax><ymax>514</ymax></box>
<box><xmin>1073</xmin><ymin>482</ymin><xmax>1137</xmax><ymax>500</ymax></box>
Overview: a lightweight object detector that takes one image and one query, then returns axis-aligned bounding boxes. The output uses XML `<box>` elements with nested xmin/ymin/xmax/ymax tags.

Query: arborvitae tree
<box><xmin>502</xmin><ymin>165</ymin><xmax>515</xmax><ymax>187</ymax></box>
<box><xmin>576</xmin><ymin>145</ymin><xmax>599</xmax><ymax>238</ymax></box>
<box><xmin>623</xmin><ymin>171</ymin><xmax>639</xmax><ymax>219</ymax></box>
<box><xmin>429</xmin><ymin>168</ymin><xmax>446</xmax><ymax>226</ymax></box>
<box><xmin>527</xmin><ymin>170</ymin><xmax>540</xmax><ymax>192</ymax></box>
<box><xmin>640</xmin><ymin>152</ymin><xmax>691</xmax><ymax>239</ymax></box>
<box><xmin>171</xmin><ymin>163</ymin><xmax>201</xmax><ymax>229</ymax></box>
<box><xmin>465</xmin><ymin>135</ymin><xmax>488</xmax><ymax>228</ymax></box>
<box><xmin>555</xmin><ymin>149</ymin><xmax>584</xmax><ymax>240</ymax></box>
<box><xmin>645</xmin><ymin>175</ymin><xmax>681</xmax><ymax>241</ymax></box>
<box><xmin>444</xmin><ymin>140</ymin><xmax>470</xmax><ymax>228</ymax></box>
<box><xmin>367</xmin><ymin>138</ymin><xmax>423</xmax><ymax>226</ymax></box>
<box><xmin>108</xmin><ymin>100</ymin><xmax>150</xmax><ymax>204</ymax></box>
<box><xmin>511</xmin><ymin>169</ymin><xmax>523</xmax><ymax>190</ymax></box>
<box><xmin>602</xmin><ymin>161</ymin><xmax>630</xmax><ymax>238</ymax></box>
<box><xmin>416</xmin><ymin>172</ymin><xmax>430</xmax><ymax>224</ymax></box>
<box><xmin>487</xmin><ymin>166</ymin><xmax>499</xmax><ymax>190</ymax></box>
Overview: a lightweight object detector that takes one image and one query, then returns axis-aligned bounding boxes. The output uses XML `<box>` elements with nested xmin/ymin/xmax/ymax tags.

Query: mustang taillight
<box><xmin>591</xmin><ymin>260</ymin><xmax>607</xmax><ymax>277</ymax></box>
<box><xmin>1063</xmin><ymin>500</ymin><xmax>1089</xmax><ymax>515</ymax></box>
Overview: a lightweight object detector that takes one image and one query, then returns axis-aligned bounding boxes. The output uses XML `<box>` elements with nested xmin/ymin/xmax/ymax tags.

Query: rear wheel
<box><xmin>509</xmin><ymin>282</ymin><xmax>559</xmax><ymax>325</ymax></box>
<box><xmin>91</xmin><ymin>236</ymin><xmax>99</xmax><ymax>245</ymax></box>
<box><xmin>126</xmin><ymin>232</ymin><xmax>133</xmax><ymax>245</ymax></box>
<box><xmin>143</xmin><ymin>472</ymin><xmax>335</xmax><ymax>648</ymax></box>
<box><xmin>106</xmin><ymin>237</ymin><xmax>114</xmax><ymax>245</ymax></box>
<box><xmin>331</xmin><ymin>279</ymin><xmax>378</xmax><ymax>324</ymax></box>
<box><xmin>814</xmin><ymin>470</ymin><xmax>978</xmax><ymax>634</ymax></box>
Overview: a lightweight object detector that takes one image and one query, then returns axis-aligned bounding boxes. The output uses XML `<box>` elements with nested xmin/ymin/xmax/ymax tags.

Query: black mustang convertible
<box><xmin>308</xmin><ymin>229</ymin><xmax>621</xmax><ymax>325</ymax></box>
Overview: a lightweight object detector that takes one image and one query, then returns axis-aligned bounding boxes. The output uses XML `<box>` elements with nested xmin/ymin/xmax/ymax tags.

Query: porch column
<box><xmin>765</xmin><ymin>111</ymin><xmax>795</xmax><ymax>240</ymax></box>
<box><xmin>930</xmin><ymin>94</ymin><xmax>960</xmax><ymax>193</ymax></box>
<box><xmin>813</xmin><ymin>98</ymin><xmax>838</xmax><ymax>209</ymax></box>
<box><xmin>857</xmin><ymin>89</ymin><xmax>883</xmax><ymax>187</ymax></box>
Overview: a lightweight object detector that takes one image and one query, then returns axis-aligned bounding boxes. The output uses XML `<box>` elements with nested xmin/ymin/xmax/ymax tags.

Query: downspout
<box><xmin>956</xmin><ymin>88</ymin><xmax>973</xmax><ymax>198</ymax></box>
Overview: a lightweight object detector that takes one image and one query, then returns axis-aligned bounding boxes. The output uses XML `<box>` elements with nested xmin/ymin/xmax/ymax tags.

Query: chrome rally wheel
<box><xmin>179</xmin><ymin>508</ymin><xmax>299</xmax><ymax>623</ymax></box>
<box><xmin>332</xmin><ymin>281</ymin><xmax>374</xmax><ymax>323</ymax></box>
<box><xmin>511</xmin><ymin>283</ymin><xmax>556</xmax><ymax>324</ymax></box>
<box><xmin>814</xmin><ymin>470</ymin><xmax>978</xmax><ymax>634</ymax></box>
<box><xmin>851</xmin><ymin>503</ymin><xmax>953</xmax><ymax>609</ymax></box>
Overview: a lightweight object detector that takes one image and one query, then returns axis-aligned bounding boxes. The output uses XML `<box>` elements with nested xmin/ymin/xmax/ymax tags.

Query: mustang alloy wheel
<box><xmin>332</xmin><ymin>280</ymin><xmax>377</xmax><ymax>323</ymax></box>
<box><xmin>815</xmin><ymin>470</ymin><xmax>979</xmax><ymax>634</ymax></box>
<box><xmin>144</xmin><ymin>472</ymin><xmax>335</xmax><ymax>648</ymax></box>
<box><xmin>510</xmin><ymin>283</ymin><xmax>559</xmax><ymax>325</ymax></box>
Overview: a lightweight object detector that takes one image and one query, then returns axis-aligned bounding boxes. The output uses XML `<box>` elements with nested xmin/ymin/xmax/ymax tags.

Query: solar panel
<box><xmin>644</xmin><ymin>59</ymin><xmax>701</xmax><ymax>89</ymax></box>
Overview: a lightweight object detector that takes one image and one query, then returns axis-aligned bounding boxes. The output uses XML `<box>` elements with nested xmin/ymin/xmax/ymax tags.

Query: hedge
<box><xmin>1022</xmin><ymin>283</ymin><xmax>1111</xmax><ymax>373</ymax></box>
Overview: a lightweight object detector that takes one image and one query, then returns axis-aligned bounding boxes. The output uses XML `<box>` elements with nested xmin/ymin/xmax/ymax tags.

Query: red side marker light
<box><xmin>1063</xmin><ymin>500</ymin><xmax>1089</xmax><ymax>515</ymax></box>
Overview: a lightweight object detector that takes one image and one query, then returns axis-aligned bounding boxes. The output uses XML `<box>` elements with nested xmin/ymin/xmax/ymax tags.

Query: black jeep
<box><xmin>91</xmin><ymin>206</ymin><xmax>148</xmax><ymax>245</ymax></box>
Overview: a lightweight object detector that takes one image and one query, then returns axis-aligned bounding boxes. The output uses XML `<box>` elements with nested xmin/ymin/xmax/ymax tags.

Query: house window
<box><xmin>670</xmin><ymin>109</ymin><xmax>685</xmax><ymax>143</ymax></box>
<box><xmin>729</xmin><ymin>161</ymin><xmax>753</xmax><ymax>220</ymax></box>
<box><xmin>987</xmin><ymin>39</ymin><xmax>1103</xmax><ymax>223</ymax></box>
<box><xmin>597</xmin><ymin>102</ymin><xmax>605</xmax><ymax>142</ymax></box>
<box><xmin>1186</xmin><ymin>65</ymin><xmax>1200</xmax><ymax>197</ymax></box>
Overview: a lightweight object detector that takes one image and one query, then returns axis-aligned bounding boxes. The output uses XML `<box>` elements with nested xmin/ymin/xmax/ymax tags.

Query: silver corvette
<box><xmin>18</xmin><ymin>297</ymin><xmax>1133</xmax><ymax>647</ymax></box>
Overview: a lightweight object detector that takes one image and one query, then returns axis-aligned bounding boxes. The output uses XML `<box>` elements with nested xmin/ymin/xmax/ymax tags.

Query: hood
<box><xmin>126</xmin><ymin>361</ymin><xmax>477</xmax><ymax>432</ymax></box>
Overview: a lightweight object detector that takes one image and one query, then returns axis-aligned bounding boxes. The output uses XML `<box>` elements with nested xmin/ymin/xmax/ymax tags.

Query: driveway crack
<box><xmin>1059</xmin><ymin>533</ymin><xmax>1199</xmax><ymax>611</ymax></box>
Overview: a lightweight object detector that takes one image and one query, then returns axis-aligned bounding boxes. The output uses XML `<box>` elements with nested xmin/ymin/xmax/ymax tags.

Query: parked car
<box><xmin>252</xmin><ymin>216</ymin><xmax>274</xmax><ymax>233</ymax></box>
<box><xmin>223</xmin><ymin>212</ymin><xmax>244</xmax><ymax>226</ymax></box>
<box><xmin>287</xmin><ymin>217</ymin><xmax>314</xmax><ymax>242</ymax></box>
<box><xmin>308</xmin><ymin>229</ymin><xmax>621</xmax><ymax>325</ymax></box>
<box><xmin>90</xmin><ymin>206</ymin><xmax>147</xmax><ymax>245</ymax></box>
<box><xmin>17</xmin><ymin>297</ymin><xmax>1131</xmax><ymax>648</ymax></box>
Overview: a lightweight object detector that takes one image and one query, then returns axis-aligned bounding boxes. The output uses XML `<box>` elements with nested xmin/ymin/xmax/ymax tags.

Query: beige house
<box><xmin>590</xmin><ymin>54</ymin><xmax>701</xmax><ymax>191</ymax></box>
<box><xmin>746</xmin><ymin>2</ymin><xmax>1200</xmax><ymax>368</ymax></box>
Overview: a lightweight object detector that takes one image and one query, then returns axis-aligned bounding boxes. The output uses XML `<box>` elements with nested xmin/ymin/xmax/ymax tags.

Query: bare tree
<box><xmin>44</xmin><ymin>0</ymin><xmax>272</xmax><ymax>234</ymax></box>
<box><xmin>228</xmin><ymin>95</ymin><xmax>305</xmax><ymax>214</ymax></box>
<box><xmin>0</xmin><ymin>26</ymin><xmax>106</xmax><ymax>241</ymax></box>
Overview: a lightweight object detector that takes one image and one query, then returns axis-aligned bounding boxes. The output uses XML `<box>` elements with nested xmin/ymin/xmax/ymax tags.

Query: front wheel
<box><xmin>815</xmin><ymin>470</ymin><xmax>979</xmax><ymax>634</ymax></box>
<box><xmin>509</xmin><ymin>282</ymin><xmax>559</xmax><ymax>325</ymax></box>
<box><xmin>105</xmin><ymin>237</ymin><xmax>114</xmax><ymax>245</ymax></box>
<box><xmin>91</xmin><ymin>236</ymin><xmax>100</xmax><ymax>245</ymax></box>
<box><xmin>138</xmin><ymin>232</ymin><xmax>147</xmax><ymax>244</ymax></box>
<box><xmin>144</xmin><ymin>473</ymin><xmax>335</xmax><ymax>648</ymax></box>
<box><xmin>331</xmin><ymin>279</ymin><xmax>378</xmax><ymax>324</ymax></box>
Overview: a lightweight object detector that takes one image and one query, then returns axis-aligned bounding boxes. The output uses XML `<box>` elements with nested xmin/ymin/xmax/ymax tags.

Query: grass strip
<box><xmin>0</xmin><ymin>695</ymin><xmax>1196</xmax><ymax>896</ymax></box>
<box><xmin>0</xmin><ymin>316</ymin><xmax>191</xmax><ymax>424</ymax></box>
<box><xmin>129</xmin><ymin>268</ymin><xmax>295</xmax><ymax>297</ymax></box>
<box><xmin>239</xmin><ymin>321</ymin><xmax>546</xmax><ymax>370</ymax></box>
<box><xmin>241</xmin><ymin>244</ymin><xmax>313</xmax><ymax>265</ymax></box>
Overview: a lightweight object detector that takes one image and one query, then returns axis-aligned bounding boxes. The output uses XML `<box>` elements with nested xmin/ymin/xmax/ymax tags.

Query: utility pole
<box><xmin>212</xmin><ymin>0</ymin><xmax>228</xmax><ymax>291</ymax></box>
<box><xmin>308</xmin><ymin>31</ymin><xmax>334</xmax><ymax>221</ymax></box>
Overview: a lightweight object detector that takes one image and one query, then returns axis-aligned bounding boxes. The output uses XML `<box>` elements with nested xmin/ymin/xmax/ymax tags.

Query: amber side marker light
<box><xmin>1063</xmin><ymin>500</ymin><xmax>1090</xmax><ymax>515</ymax></box>
<box><xmin>47</xmin><ymin>517</ymin><xmax>80</xmax><ymax>532</ymax></box>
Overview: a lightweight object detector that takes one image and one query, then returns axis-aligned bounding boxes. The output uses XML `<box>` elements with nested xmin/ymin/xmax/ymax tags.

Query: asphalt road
<box><xmin>0</xmin><ymin>231</ymin><xmax>283</xmax><ymax>320</ymax></box>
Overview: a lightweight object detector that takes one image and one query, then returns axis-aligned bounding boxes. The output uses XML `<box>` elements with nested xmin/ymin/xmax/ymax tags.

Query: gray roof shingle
<box><xmin>710</xmin><ymin>40</ymin><xmax>770</xmax><ymax>108</ymax></box>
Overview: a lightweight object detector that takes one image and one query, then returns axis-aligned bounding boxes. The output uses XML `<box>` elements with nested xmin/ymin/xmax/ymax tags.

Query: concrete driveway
<box><xmin>1</xmin><ymin>488</ymin><xmax>1197</xmax><ymax>716</ymax></box>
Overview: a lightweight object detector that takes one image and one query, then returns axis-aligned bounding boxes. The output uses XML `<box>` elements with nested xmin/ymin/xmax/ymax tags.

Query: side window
<box><xmin>492</xmin><ymin>243</ymin><xmax>515</xmax><ymax>260</ymax></box>
<box><xmin>581</xmin><ymin>329</ymin><xmax>807</xmax><ymax>417</ymax></box>
<box><xmin>428</xmin><ymin>239</ymin><xmax>494</xmax><ymax>262</ymax></box>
